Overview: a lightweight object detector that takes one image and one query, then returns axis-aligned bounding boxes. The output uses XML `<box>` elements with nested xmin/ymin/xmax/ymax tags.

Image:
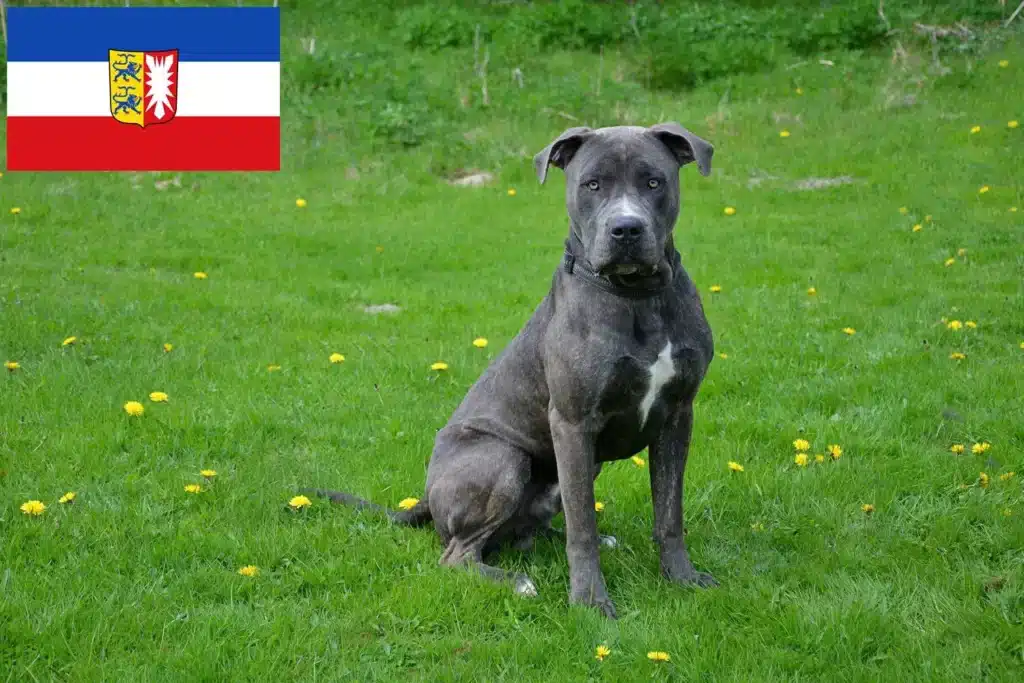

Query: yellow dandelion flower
<box><xmin>814</xmin><ymin>454</ymin><xmax>825</xmax><ymax>463</ymax></box>
<box><xmin>4</xmin><ymin>361</ymin><xmax>20</xmax><ymax>372</ymax></box>
<box><xmin>398</xmin><ymin>497</ymin><xmax>419</xmax><ymax>510</ymax></box>
<box><xmin>862</xmin><ymin>503</ymin><xmax>875</xmax><ymax>514</ymax></box>
<box><xmin>1011</xmin><ymin>207</ymin><xmax>1018</xmax><ymax>213</ymax></box>
<box><xmin>709</xmin><ymin>285</ymin><xmax>722</xmax><ymax>293</ymax></box>
<box><xmin>595</xmin><ymin>645</ymin><xmax>611</xmax><ymax>661</ymax></box>
<box><xmin>949</xmin><ymin>352</ymin><xmax>966</xmax><ymax>360</ymax></box>
<box><xmin>329</xmin><ymin>353</ymin><xmax>345</xmax><ymax>364</ymax></box>
<box><xmin>238</xmin><ymin>565</ymin><xmax>259</xmax><ymax>577</ymax></box>
<box><xmin>970</xmin><ymin>125</ymin><xmax>981</xmax><ymax>134</ymax></box>
<box><xmin>947</xmin><ymin>320</ymin><xmax>963</xmax><ymax>331</ymax></box>
<box><xmin>288</xmin><ymin>495</ymin><xmax>312</xmax><ymax>510</ymax></box>
<box><xmin>979</xmin><ymin>472</ymin><xmax>990</xmax><ymax>488</ymax></box>
<box><xmin>998</xmin><ymin>59</ymin><xmax>1009</xmax><ymax>67</ymax></box>
<box><xmin>295</xmin><ymin>198</ymin><xmax>307</xmax><ymax>208</ymax></box>
<box><xmin>950</xmin><ymin>444</ymin><xmax>965</xmax><ymax>454</ymax></box>
<box><xmin>728</xmin><ymin>461</ymin><xmax>744</xmax><ymax>473</ymax></box>
<box><xmin>842</xmin><ymin>327</ymin><xmax>856</xmax><ymax>335</ymax></box>
<box><xmin>794</xmin><ymin>453</ymin><xmax>809</xmax><ymax>467</ymax></box>
<box><xmin>267</xmin><ymin>364</ymin><xmax>281</xmax><ymax>372</ymax></box>
<box><xmin>807</xmin><ymin>287</ymin><xmax>817</xmax><ymax>295</ymax></box>
<box><xmin>200</xmin><ymin>469</ymin><xmax>217</xmax><ymax>478</ymax></box>
<box><xmin>507</xmin><ymin>188</ymin><xmax>517</xmax><ymax>197</ymax></box>
<box><xmin>62</xmin><ymin>336</ymin><xmax>77</xmax><ymax>347</ymax></box>
<box><xmin>472</xmin><ymin>338</ymin><xmax>488</xmax><ymax>348</ymax></box>
<box><xmin>1009</xmin><ymin>120</ymin><xmax>1019</xmax><ymax>129</ymax></box>
<box><xmin>779</xmin><ymin>130</ymin><xmax>791</xmax><ymax>138</ymax></box>
<box><xmin>631</xmin><ymin>455</ymin><xmax>646</xmax><ymax>468</ymax></box>
<box><xmin>944</xmin><ymin>258</ymin><xmax>956</xmax><ymax>267</ymax></box>
<box><xmin>978</xmin><ymin>186</ymin><xmax>990</xmax><ymax>194</ymax></box>
<box><xmin>149</xmin><ymin>391</ymin><xmax>168</xmax><ymax>403</ymax></box>
<box><xmin>20</xmin><ymin>500</ymin><xmax>46</xmax><ymax>516</ymax></box>
<box><xmin>972</xmin><ymin>442</ymin><xmax>991</xmax><ymax>455</ymax></box>
<box><xmin>10</xmin><ymin>207</ymin><xmax>22</xmax><ymax>215</ymax></box>
<box><xmin>647</xmin><ymin>651</ymin><xmax>671</xmax><ymax>663</ymax></box>
<box><xmin>898</xmin><ymin>206</ymin><xmax>909</xmax><ymax>215</ymax></box>
<box><xmin>58</xmin><ymin>492</ymin><xmax>76</xmax><ymax>504</ymax></box>
<box><xmin>827</xmin><ymin>444</ymin><xmax>842</xmax><ymax>460</ymax></box>
<box><xmin>718</xmin><ymin>352</ymin><xmax>728</xmax><ymax>359</ymax></box>
<box><xmin>965</xmin><ymin>320</ymin><xmax>977</xmax><ymax>329</ymax></box>
<box><xmin>163</xmin><ymin>343</ymin><xmax>174</xmax><ymax>353</ymax></box>
<box><xmin>184</xmin><ymin>484</ymin><xmax>202</xmax><ymax>494</ymax></box>
<box><xmin>999</xmin><ymin>472</ymin><xmax>1015</xmax><ymax>482</ymax></box>
<box><xmin>123</xmin><ymin>401</ymin><xmax>144</xmax><ymax>416</ymax></box>
<box><xmin>795</xmin><ymin>87</ymin><xmax>804</xmax><ymax>95</ymax></box>
<box><xmin>723</xmin><ymin>206</ymin><xmax>736</xmax><ymax>216</ymax></box>
<box><xmin>431</xmin><ymin>361</ymin><xmax>449</xmax><ymax>371</ymax></box>
<box><xmin>793</xmin><ymin>439</ymin><xmax>810</xmax><ymax>452</ymax></box>
<box><xmin>912</xmin><ymin>224</ymin><xmax>922</xmax><ymax>232</ymax></box>
<box><xmin>594</xmin><ymin>501</ymin><xmax>605</xmax><ymax>512</ymax></box>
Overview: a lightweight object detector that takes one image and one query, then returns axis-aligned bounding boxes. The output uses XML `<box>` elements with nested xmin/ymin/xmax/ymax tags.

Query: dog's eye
<box><xmin>586</xmin><ymin>180</ymin><xmax>600</xmax><ymax>191</ymax></box>
<box><xmin>647</xmin><ymin>178</ymin><xmax>661</xmax><ymax>190</ymax></box>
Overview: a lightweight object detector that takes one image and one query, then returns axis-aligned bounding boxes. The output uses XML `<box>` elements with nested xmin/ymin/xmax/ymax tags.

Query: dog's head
<box><xmin>534</xmin><ymin>123</ymin><xmax>713</xmax><ymax>276</ymax></box>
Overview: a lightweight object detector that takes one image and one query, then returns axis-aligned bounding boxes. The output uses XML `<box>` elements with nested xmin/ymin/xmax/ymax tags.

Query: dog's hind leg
<box><xmin>440</xmin><ymin>538</ymin><xmax>539</xmax><ymax>597</ymax></box>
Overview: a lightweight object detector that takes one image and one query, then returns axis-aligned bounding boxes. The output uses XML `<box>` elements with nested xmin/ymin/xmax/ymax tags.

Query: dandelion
<box><xmin>184</xmin><ymin>484</ymin><xmax>202</xmax><ymax>494</ymax></box>
<box><xmin>62</xmin><ymin>336</ymin><xmax>77</xmax><ymax>347</ymax></box>
<box><xmin>329</xmin><ymin>353</ymin><xmax>345</xmax><ymax>364</ymax></box>
<box><xmin>979</xmin><ymin>472</ymin><xmax>990</xmax><ymax>488</ymax></box>
<box><xmin>10</xmin><ymin>207</ymin><xmax>22</xmax><ymax>215</ymax></box>
<box><xmin>827</xmin><ymin>444</ymin><xmax>842</xmax><ymax>460</ymax></box>
<box><xmin>507</xmin><ymin>188</ymin><xmax>517</xmax><ymax>197</ymax></box>
<box><xmin>861</xmin><ymin>503</ymin><xmax>875</xmax><ymax>514</ymax></box>
<box><xmin>431</xmin><ymin>361</ymin><xmax>449</xmax><ymax>371</ymax></box>
<box><xmin>795</xmin><ymin>87</ymin><xmax>804</xmax><ymax>95</ymax></box>
<box><xmin>727</xmin><ymin>461</ymin><xmax>744</xmax><ymax>473</ymax></box>
<box><xmin>123</xmin><ymin>401</ymin><xmax>144</xmax><ymax>416</ymax></box>
<box><xmin>978</xmin><ymin>186</ymin><xmax>990</xmax><ymax>194</ymax></box>
<box><xmin>970</xmin><ymin>125</ymin><xmax>981</xmax><ymax>134</ymax></box>
<box><xmin>267</xmin><ymin>364</ymin><xmax>282</xmax><ymax>372</ymax></box>
<box><xmin>163</xmin><ymin>343</ymin><xmax>174</xmax><ymax>353</ymax></box>
<box><xmin>999</xmin><ymin>472</ymin><xmax>1015</xmax><ymax>482</ymax></box>
<box><xmin>950</xmin><ymin>444</ymin><xmax>965</xmax><ymax>454</ymax></box>
<box><xmin>149</xmin><ymin>391</ymin><xmax>168</xmax><ymax>403</ymax></box>
<box><xmin>595</xmin><ymin>645</ymin><xmax>611</xmax><ymax>662</ymax></box>
<box><xmin>288</xmin><ymin>495</ymin><xmax>312</xmax><ymax>510</ymax></box>
<box><xmin>595</xmin><ymin>501</ymin><xmax>605</xmax><ymax>512</ymax></box>
<box><xmin>944</xmin><ymin>258</ymin><xmax>956</xmax><ymax>267</ymax></box>
<box><xmin>1009</xmin><ymin>120</ymin><xmax>1019</xmax><ymax>129</ymax></box>
<box><xmin>647</xmin><ymin>651</ymin><xmax>671</xmax><ymax>663</ymax></box>
<box><xmin>794</xmin><ymin>453</ymin><xmax>809</xmax><ymax>467</ymax></box>
<box><xmin>793</xmin><ymin>439</ymin><xmax>810</xmax><ymax>452</ymax></box>
<box><xmin>238</xmin><ymin>565</ymin><xmax>259</xmax><ymax>577</ymax></box>
<box><xmin>898</xmin><ymin>207</ymin><xmax>909</xmax><ymax>215</ymax></box>
<box><xmin>912</xmin><ymin>224</ymin><xmax>922</xmax><ymax>232</ymax></box>
<box><xmin>723</xmin><ymin>206</ymin><xmax>737</xmax><ymax>216</ymax></box>
<box><xmin>947</xmin><ymin>320</ymin><xmax>963</xmax><ymax>331</ymax></box>
<box><xmin>949</xmin><ymin>352</ymin><xmax>966</xmax><ymax>360</ymax></box>
<box><xmin>709</xmin><ymin>285</ymin><xmax>722</xmax><ymax>293</ymax></box>
<box><xmin>972</xmin><ymin>442</ymin><xmax>991</xmax><ymax>455</ymax></box>
<box><xmin>631</xmin><ymin>455</ymin><xmax>646</xmax><ymax>468</ymax></box>
<box><xmin>58</xmin><ymin>492</ymin><xmax>76</xmax><ymax>504</ymax></box>
<box><xmin>807</xmin><ymin>287</ymin><xmax>817</xmax><ymax>295</ymax></box>
<box><xmin>398</xmin><ymin>497</ymin><xmax>419</xmax><ymax>510</ymax></box>
<box><xmin>200</xmin><ymin>469</ymin><xmax>217</xmax><ymax>479</ymax></box>
<box><xmin>1011</xmin><ymin>207</ymin><xmax>1018</xmax><ymax>213</ymax></box>
<box><xmin>295</xmin><ymin>198</ymin><xmax>307</xmax><ymax>208</ymax></box>
<box><xmin>718</xmin><ymin>353</ymin><xmax>728</xmax><ymax>359</ymax></box>
<box><xmin>814</xmin><ymin>454</ymin><xmax>825</xmax><ymax>463</ymax></box>
<box><xmin>842</xmin><ymin>327</ymin><xmax>856</xmax><ymax>335</ymax></box>
<box><xmin>20</xmin><ymin>500</ymin><xmax>46</xmax><ymax>516</ymax></box>
<box><xmin>779</xmin><ymin>130</ymin><xmax>791</xmax><ymax>138</ymax></box>
<box><xmin>472</xmin><ymin>338</ymin><xmax>488</xmax><ymax>348</ymax></box>
<box><xmin>4</xmin><ymin>361</ymin><xmax>19</xmax><ymax>372</ymax></box>
<box><xmin>965</xmin><ymin>321</ymin><xmax>977</xmax><ymax>329</ymax></box>
<box><xmin>999</xmin><ymin>59</ymin><xmax>1009</xmax><ymax>68</ymax></box>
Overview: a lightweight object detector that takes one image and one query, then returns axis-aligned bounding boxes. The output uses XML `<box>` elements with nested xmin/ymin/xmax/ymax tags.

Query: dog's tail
<box><xmin>300</xmin><ymin>488</ymin><xmax>433</xmax><ymax>527</ymax></box>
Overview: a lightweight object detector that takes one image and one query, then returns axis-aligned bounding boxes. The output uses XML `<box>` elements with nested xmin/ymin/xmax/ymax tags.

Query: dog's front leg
<box><xmin>549</xmin><ymin>407</ymin><xmax>616</xmax><ymax>619</ymax></box>
<box><xmin>649</xmin><ymin>402</ymin><xmax>718</xmax><ymax>587</ymax></box>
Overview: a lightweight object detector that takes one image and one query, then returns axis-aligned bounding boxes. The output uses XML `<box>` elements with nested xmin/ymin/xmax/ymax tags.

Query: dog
<box><xmin>305</xmin><ymin>122</ymin><xmax>716</xmax><ymax>619</ymax></box>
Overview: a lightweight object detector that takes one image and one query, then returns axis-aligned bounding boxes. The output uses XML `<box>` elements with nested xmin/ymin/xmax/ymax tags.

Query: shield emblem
<box><xmin>108</xmin><ymin>49</ymin><xmax>179</xmax><ymax>128</ymax></box>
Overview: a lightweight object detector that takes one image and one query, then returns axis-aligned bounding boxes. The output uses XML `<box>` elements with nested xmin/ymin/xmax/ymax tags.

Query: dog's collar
<box><xmin>562</xmin><ymin>237</ymin><xmax>678</xmax><ymax>299</ymax></box>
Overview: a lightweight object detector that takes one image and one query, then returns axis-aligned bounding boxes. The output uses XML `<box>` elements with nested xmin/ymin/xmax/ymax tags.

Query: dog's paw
<box><xmin>513</xmin><ymin>574</ymin><xmax>539</xmax><ymax>598</ymax></box>
<box><xmin>599</xmin><ymin>534</ymin><xmax>618</xmax><ymax>549</ymax></box>
<box><xmin>570</xmin><ymin>589</ymin><xmax>618</xmax><ymax>619</ymax></box>
<box><xmin>668</xmin><ymin>569</ymin><xmax>718</xmax><ymax>588</ymax></box>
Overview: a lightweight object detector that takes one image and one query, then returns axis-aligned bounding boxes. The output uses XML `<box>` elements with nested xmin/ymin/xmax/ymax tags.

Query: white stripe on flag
<box><xmin>7</xmin><ymin>61</ymin><xmax>280</xmax><ymax>117</ymax></box>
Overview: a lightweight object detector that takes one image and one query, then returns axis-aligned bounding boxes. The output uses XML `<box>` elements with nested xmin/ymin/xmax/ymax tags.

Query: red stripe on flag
<box><xmin>6</xmin><ymin>117</ymin><xmax>280</xmax><ymax>171</ymax></box>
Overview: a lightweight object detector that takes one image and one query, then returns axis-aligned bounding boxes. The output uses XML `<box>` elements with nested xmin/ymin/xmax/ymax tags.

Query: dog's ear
<box><xmin>533</xmin><ymin>126</ymin><xmax>594</xmax><ymax>184</ymax></box>
<box><xmin>647</xmin><ymin>122</ymin><xmax>713</xmax><ymax>177</ymax></box>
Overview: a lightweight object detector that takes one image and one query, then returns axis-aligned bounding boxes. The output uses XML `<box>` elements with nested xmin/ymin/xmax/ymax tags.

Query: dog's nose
<box><xmin>609</xmin><ymin>216</ymin><xmax>645</xmax><ymax>241</ymax></box>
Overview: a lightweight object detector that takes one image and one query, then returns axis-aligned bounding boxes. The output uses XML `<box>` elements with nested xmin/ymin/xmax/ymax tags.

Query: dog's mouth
<box><xmin>601</xmin><ymin>263</ymin><xmax>659</xmax><ymax>277</ymax></box>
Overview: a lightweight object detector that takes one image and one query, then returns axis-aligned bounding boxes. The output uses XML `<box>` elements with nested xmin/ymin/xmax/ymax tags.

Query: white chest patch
<box><xmin>639</xmin><ymin>342</ymin><xmax>675</xmax><ymax>428</ymax></box>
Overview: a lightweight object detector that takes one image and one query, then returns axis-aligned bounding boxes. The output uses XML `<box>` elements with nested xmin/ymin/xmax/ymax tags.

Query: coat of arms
<box><xmin>108</xmin><ymin>49</ymin><xmax>179</xmax><ymax>127</ymax></box>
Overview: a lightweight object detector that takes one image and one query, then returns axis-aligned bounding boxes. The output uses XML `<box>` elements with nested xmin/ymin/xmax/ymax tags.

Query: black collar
<box><xmin>561</xmin><ymin>235</ymin><xmax>678</xmax><ymax>299</ymax></box>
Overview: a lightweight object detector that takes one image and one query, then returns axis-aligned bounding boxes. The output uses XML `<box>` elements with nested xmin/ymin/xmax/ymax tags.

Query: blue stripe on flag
<box><xmin>7</xmin><ymin>7</ymin><xmax>280</xmax><ymax>62</ymax></box>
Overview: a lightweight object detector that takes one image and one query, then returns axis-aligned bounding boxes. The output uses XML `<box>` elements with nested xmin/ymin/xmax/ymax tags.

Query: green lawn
<box><xmin>2</xmin><ymin>8</ymin><xmax>1023</xmax><ymax>682</ymax></box>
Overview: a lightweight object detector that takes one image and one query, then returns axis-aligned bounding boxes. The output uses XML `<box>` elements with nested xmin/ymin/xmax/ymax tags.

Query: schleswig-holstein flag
<box><xmin>6</xmin><ymin>6</ymin><xmax>280</xmax><ymax>171</ymax></box>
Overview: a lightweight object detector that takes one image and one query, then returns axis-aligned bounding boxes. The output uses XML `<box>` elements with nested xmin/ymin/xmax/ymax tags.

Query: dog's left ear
<box><xmin>533</xmin><ymin>126</ymin><xmax>594</xmax><ymax>184</ymax></box>
<box><xmin>648</xmin><ymin>122</ymin><xmax>713</xmax><ymax>177</ymax></box>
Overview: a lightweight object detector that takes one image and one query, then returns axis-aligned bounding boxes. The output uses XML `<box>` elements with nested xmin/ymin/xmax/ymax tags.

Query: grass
<box><xmin>3</xmin><ymin>5</ymin><xmax>1024</xmax><ymax>681</ymax></box>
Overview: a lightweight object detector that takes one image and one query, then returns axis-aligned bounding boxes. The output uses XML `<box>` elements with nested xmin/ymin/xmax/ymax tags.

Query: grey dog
<box><xmin>305</xmin><ymin>122</ymin><xmax>716</xmax><ymax>618</ymax></box>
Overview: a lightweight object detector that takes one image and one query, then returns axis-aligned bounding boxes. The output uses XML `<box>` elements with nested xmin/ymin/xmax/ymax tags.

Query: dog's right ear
<box><xmin>533</xmin><ymin>126</ymin><xmax>594</xmax><ymax>184</ymax></box>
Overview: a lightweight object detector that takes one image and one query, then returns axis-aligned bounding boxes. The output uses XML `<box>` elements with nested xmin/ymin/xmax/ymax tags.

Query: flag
<box><xmin>6</xmin><ymin>7</ymin><xmax>280</xmax><ymax>172</ymax></box>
